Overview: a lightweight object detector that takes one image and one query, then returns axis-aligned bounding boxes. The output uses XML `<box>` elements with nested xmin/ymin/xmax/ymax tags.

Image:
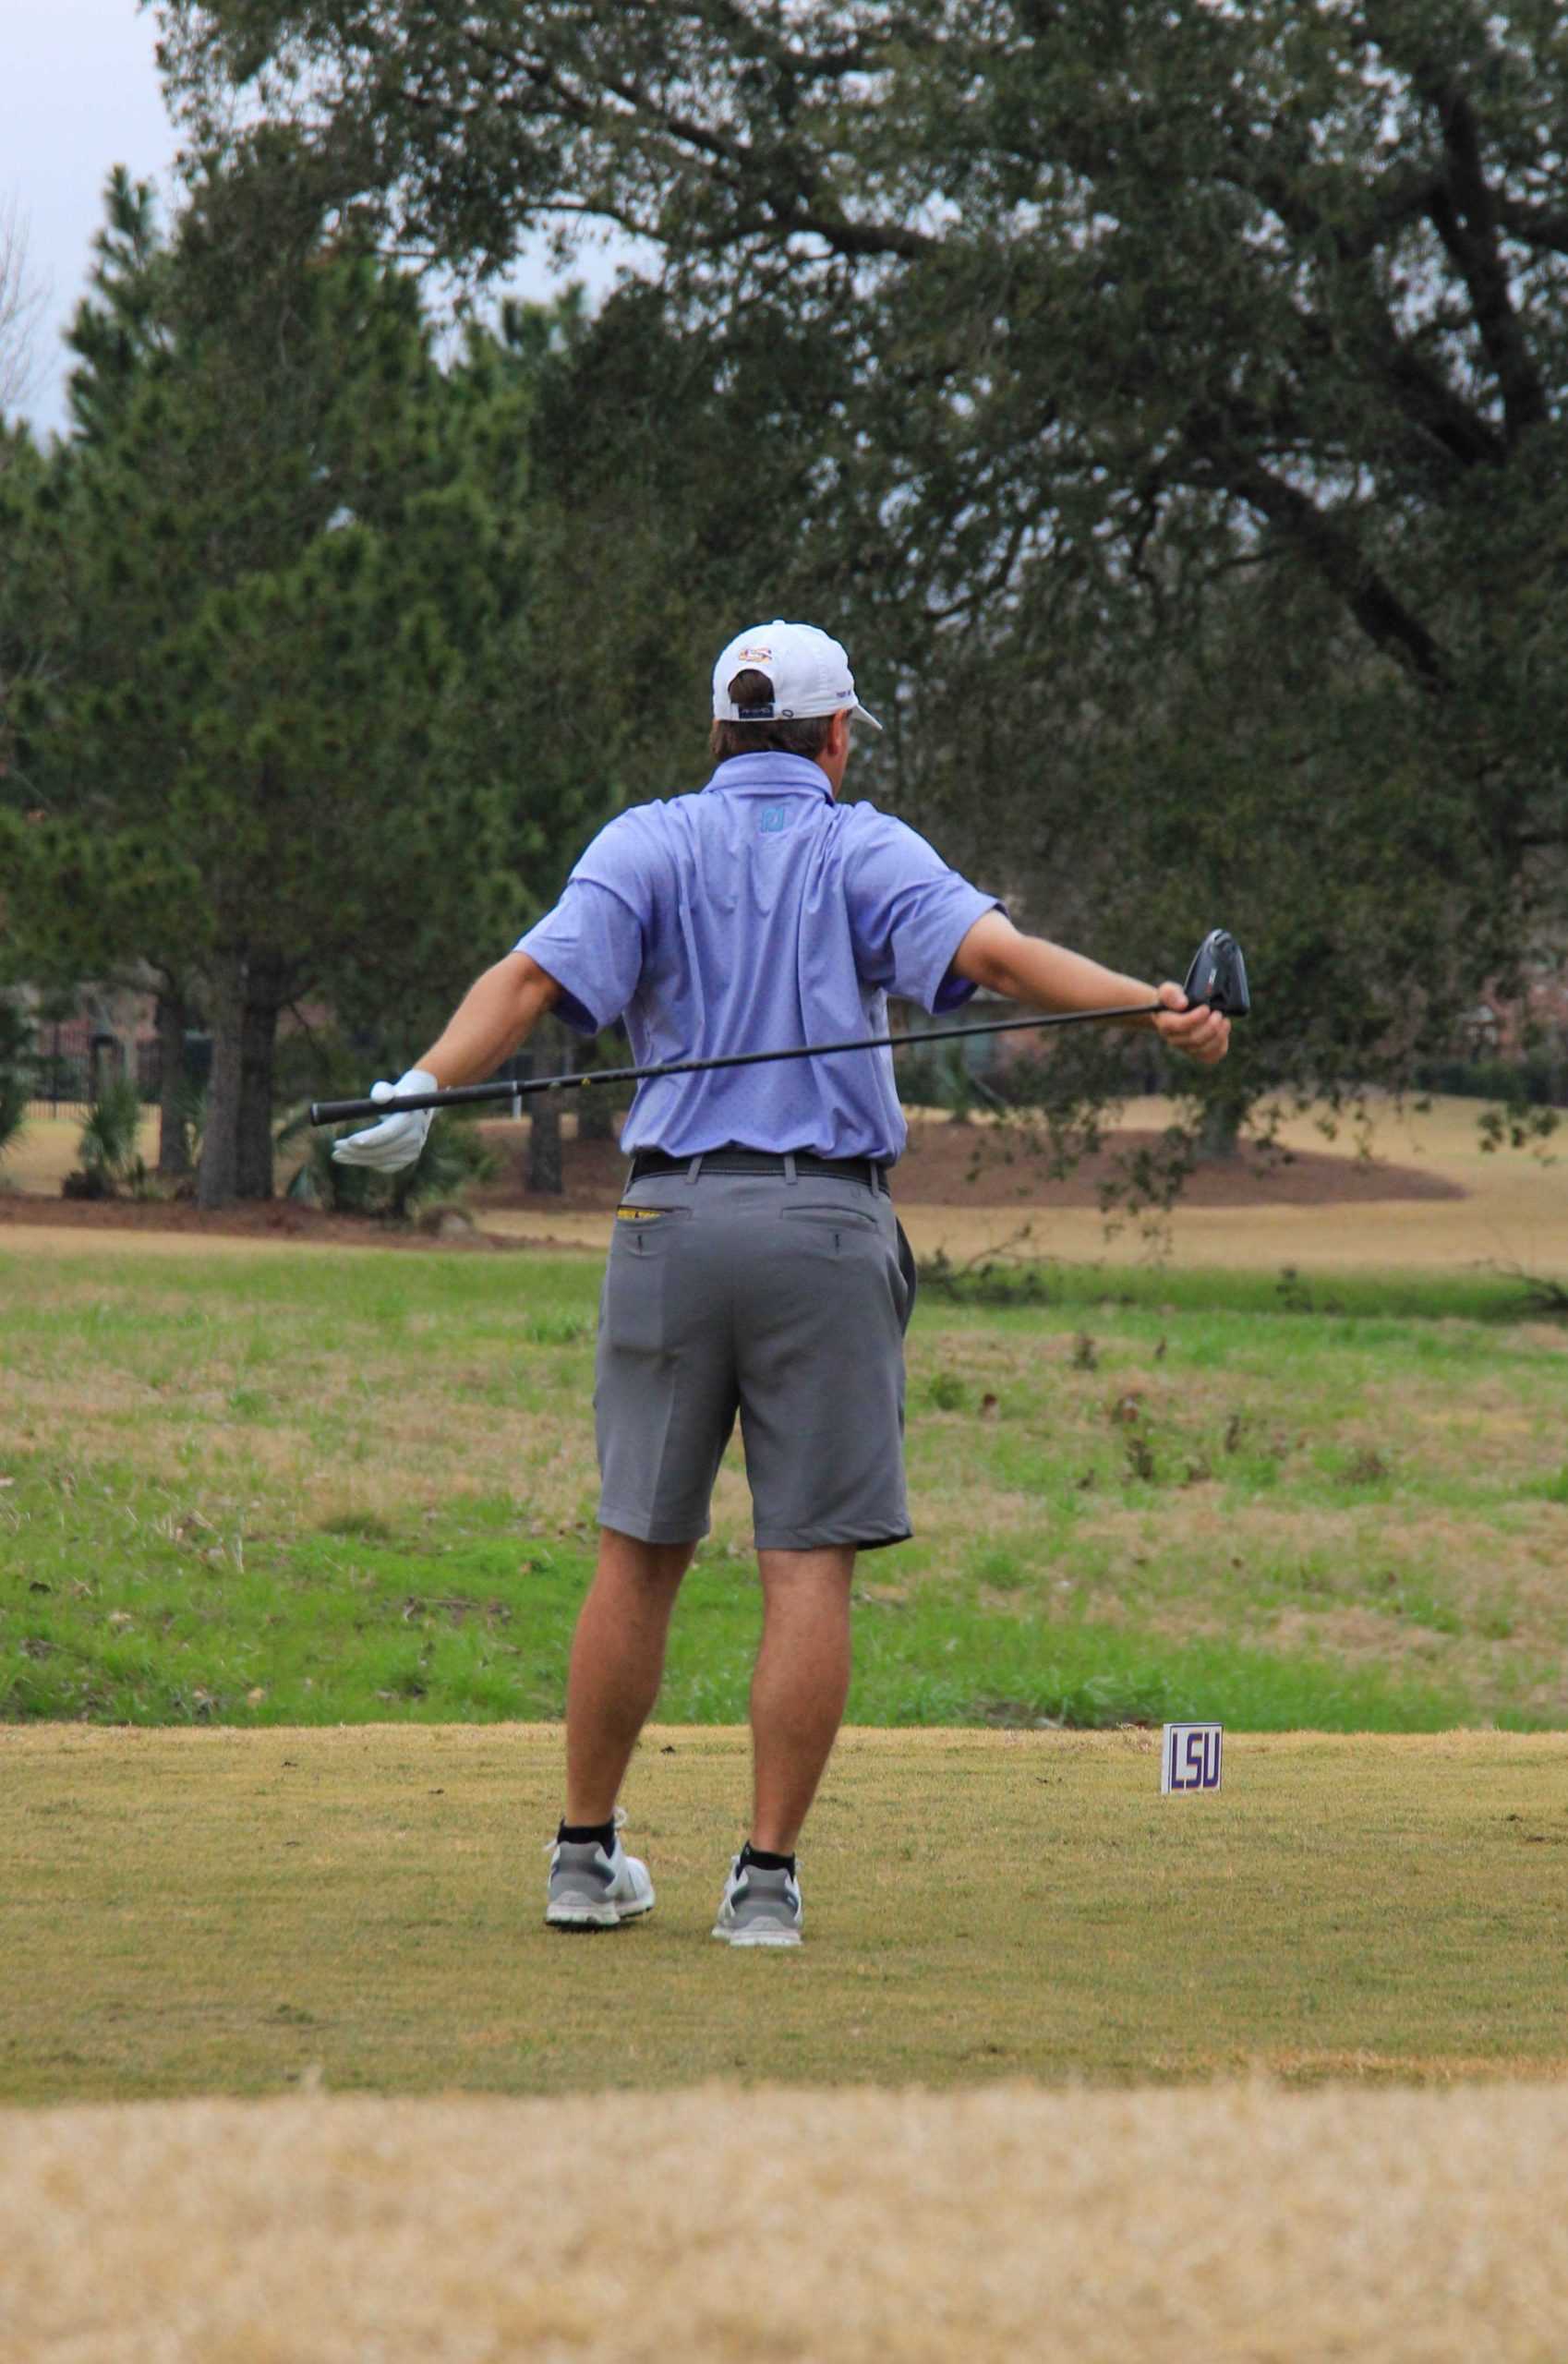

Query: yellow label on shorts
<box><xmin>616</xmin><ymin>1204</ymin><xmax>674</xmax><ymax>1222</ymax></box>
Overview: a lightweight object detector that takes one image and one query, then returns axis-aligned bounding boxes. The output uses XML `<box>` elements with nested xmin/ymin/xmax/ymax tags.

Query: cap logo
<box><xmin>735</xmin><ymin>644</ymin><xmax>773</xmax><ymax>662</ymax></box>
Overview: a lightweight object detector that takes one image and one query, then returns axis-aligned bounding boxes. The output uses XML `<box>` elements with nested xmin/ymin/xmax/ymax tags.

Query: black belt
<box><xmin>629</xmin><ymin>1147</ymin><xmax>890</xmax><ymax>1196</ymax></box>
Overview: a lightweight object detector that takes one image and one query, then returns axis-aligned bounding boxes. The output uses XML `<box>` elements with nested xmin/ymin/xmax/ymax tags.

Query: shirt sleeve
<box><xmin>514</xmin><ymin>814</ymin><xmax>650</xmax><ymax>1034</ymax></box>
<box><xmin>844</xmin><ymin>812</ymin><xmax>1001</xmax><ymax>1014</ymax></box>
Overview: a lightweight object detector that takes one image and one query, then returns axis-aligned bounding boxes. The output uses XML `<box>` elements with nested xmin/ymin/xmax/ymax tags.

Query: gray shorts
<box><xmin>594</xmin><ymin>1164</ymin><xmax>918</xmax><ymax>1551</ymax></box>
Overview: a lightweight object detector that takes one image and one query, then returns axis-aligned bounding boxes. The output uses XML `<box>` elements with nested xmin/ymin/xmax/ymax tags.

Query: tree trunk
<box><xmin>198</xmin><ymin>949</ymin><xmax>283</xmax><ymax>1207</ymax></box>
<box><xmin>236</xmin><ymin>951</ymin><xmax>283</xmax><ymax>1200</ymax></box>
<box><xmin>1195</xmin><ymin>1086</ymin><xmax>1247</xmax><ymax>1164</ymax></box>
<box><xmin>528</xmin><ymin>1019</ymin><xmax>565</xmax><ymax>1194</ymax></box>
<box><xmin>199</xmin><ymin>955</ymin><xmax>245</xmax><ymax>1209</ymax></box>
<box><xmin>155</xmin><ymin>988</ymin><xmax>191</xmax><ymax>1179</ymax></box>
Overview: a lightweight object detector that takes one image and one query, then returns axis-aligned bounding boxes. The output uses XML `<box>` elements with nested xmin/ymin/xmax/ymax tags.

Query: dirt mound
<box><xmin>870</xmin><ymin>1121</ymin><xmax>1463</xmax><ymax>1209</ymax></box>
<box><xmin>472</xmin><ymin>1116</ymin><xmax>1465</xmax><ymax>1213</ymax></box>
<box><xmin>5</xmin><ymin>2082</ymin><xmax>1564</xmax><ymax>2360</ymax></box>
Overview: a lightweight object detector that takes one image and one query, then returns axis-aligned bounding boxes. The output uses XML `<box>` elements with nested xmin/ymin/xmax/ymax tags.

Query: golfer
<box><xmin>335</xmin><ymin>619</ymin><xmax>1230</xmax><ymax>1946</ymax></box>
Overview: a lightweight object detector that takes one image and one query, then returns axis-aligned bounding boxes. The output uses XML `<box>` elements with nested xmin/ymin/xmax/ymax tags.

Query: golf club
<box><xmin>309</xmin><ymin>929</ymin><xmax>1248</xmax><ymax>1128</ymax></box>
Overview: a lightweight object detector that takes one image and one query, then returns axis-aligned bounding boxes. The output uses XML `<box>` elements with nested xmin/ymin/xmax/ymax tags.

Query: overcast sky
<box><xmin>4</xmin><ymin>0</ymin><xmax>639</xmax><ymax>441</ymax></box>
<box><xmin>6</xmin><ymin>0</ymin><xmax>177</xmax><ymax>435</ymax></box>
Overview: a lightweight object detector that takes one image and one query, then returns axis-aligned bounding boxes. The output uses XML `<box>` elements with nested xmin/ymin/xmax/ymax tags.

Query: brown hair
<box><xmin>709</xmin><ymin>669</ymin><xmax>837</xmax><ymax>761</ymax></box>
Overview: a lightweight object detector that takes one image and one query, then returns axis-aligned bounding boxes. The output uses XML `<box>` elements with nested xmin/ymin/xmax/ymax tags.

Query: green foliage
<box><xmin>0</xmin><ymin>1070</ymin><xmax>26</xmax><ymax>1168</ymax></box>
<box><xmin>1415</xmin><ymin>1054</ymin><xmax>1568</xmax><ymax>1107</ymax></box>
<box><xmin>0</xmin><ymin>1000</ymin><xmax>31</xmax><ymax>1166</ymax></box>
<box><xmin>75</xmin><ymin>1077</ymin><xmax>148</xmax><ymax>1194</ymax></box>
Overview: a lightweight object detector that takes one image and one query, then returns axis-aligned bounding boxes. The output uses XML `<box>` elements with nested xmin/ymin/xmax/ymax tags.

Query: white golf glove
<box><xmin>331</xmin><ymin>1068</ymin><xmax>438</xmax><ymax>1174</ymax></box>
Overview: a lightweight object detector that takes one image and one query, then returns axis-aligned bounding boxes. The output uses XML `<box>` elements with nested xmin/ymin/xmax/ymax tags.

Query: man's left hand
<box><xmin>1152</xmin><ymin>984</ymin><xmax>1231</xmax><ymax>1066</ymax></box>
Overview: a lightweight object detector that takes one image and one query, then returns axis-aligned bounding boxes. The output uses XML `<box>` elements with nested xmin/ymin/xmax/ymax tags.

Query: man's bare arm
<box><xmin>952</xmin><ymin>911</ymin><xmax>1230</xmax><ymax>1067</ymax></box>
<box><xmin>416</xmin><ymin>951</ymin><xmax>563</xmax><ymax>1088</ymax></box>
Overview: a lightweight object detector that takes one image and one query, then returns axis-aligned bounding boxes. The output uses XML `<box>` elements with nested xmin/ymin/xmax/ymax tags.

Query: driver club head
<box><xmin>1182</xmin><ymin>930</ymin><xmax>1250</xmax><ymax>1016</ymax></box>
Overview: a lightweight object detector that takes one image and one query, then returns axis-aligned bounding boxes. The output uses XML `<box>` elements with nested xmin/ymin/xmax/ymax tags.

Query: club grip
<box><xmin>309</xmin><ymin>1097</ymin><xmax>383</xmax><ymax>1124</ymax></box>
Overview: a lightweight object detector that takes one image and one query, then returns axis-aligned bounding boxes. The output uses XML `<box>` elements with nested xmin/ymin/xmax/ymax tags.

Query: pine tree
<box><xmin>3</xmin><ymin>151</ymin><xmax>532</xmax><ymax>1204</ymax></box>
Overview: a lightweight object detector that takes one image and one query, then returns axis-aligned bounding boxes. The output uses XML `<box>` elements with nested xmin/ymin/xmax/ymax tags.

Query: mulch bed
<box><xmin>0</xmin><ymin>1118</ymin><xmax>1463</xmax><ymax>1248</ymax></box>
<box><xmin>0</xmin><ymin>1195</ymin><xmax>544</xmax><ymax>1250</ymax></box>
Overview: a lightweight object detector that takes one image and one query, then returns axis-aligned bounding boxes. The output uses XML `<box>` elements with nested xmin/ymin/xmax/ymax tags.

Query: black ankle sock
<box><xmin>559</xmin><ymin>1817</ymin><xmax>617</xmax><ymax>1851</ymax></box>
<box><xmin>740</xmin><ymin>1841</ymin><xmax>796</xmax><ymax>1877</ymax></box>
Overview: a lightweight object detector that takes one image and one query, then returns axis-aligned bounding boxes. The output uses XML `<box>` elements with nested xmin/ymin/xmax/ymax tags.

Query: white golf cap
<box><xmin>712</xmin><ymin>619</ymin><xmax>884</xmax><ymax>732</ymax></box>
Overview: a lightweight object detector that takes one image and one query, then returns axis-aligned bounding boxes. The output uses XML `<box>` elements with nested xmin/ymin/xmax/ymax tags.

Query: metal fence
<box><xmin>25</xmin><ymin>1035</ymin><xmax>164</xmax><ymax>1118</ymax></box>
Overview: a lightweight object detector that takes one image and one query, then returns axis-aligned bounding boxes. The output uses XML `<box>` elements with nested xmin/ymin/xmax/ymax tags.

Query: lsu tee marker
<box><xmin>1162</xmin><ymin>1722</ymin><xmax>1224</xmax><ymax>1794</ymax></box>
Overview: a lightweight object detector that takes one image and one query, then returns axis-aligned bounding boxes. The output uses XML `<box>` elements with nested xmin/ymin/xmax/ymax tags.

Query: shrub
<box><xmin>0</xmin><ymin>1068</ymin><xmax>27</xmax><ymax>1169</ymax></box>
<box><xmin>1413</xmin><ymin>1052</ymin><xmax>1568</xmax><ymax>1107</ymax></box>
<box><xmin>74</xmin><ymin>1077</ymin><xmax>148</xmax><ymax>1196</ymax></box>
<box><xmin>0</xmin><ymin>1002</ymin><xmax>32</xmax><ymax>1168</ymax></box>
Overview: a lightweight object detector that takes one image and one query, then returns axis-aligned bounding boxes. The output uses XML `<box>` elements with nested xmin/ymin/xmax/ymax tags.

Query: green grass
<box><xmin>4</xmin><ymin>1726</ymin><xmax>1566</xmax><ymax>2102</ymax></box>
<box><xmin>3</xmin><ymin>1243</ymin><xmax>1566</xmax><ymax>1730</ymax></box>
<box><xmin>0</xmin><ymin>1465</ymin><xmax>1481</xmax><ymax>1731</ymax></box>
<box><xmin>915</xmin><ymin>1256</ymin><xmax>1545</xmax><ymax>1324</ymax></box>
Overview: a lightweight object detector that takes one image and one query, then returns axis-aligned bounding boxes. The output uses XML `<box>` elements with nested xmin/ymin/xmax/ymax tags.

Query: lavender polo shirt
<box><xmin>514</xmin><ymin>753</ymin><xmax>999</xmax><ymax>1163</ymax></box>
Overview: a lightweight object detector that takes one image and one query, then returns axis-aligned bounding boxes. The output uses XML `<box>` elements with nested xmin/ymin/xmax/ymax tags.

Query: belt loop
<box><xmin>687</xmin><ymin>1153</ymin><xmax>705</xmax><ymax>1182</ymax></box>
<box><xmin>784</xmin><ymin>1152</ymin><xmax>798</xmax><ymax>1187</ymax></box>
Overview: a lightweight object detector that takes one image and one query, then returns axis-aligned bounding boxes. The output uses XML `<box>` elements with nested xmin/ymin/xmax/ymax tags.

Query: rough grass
<box><xmin>5</xmin><ymin>1726</ymin><xmax>1567</xmax><ymax>2105</ymax></box>
<box><xmin>3</xmin><ymin>1245</ymin><xmax>1566</xmax><ymax>1729</ymax></box>
<box><xmin>6</xmin><ymin>2080</ymin><xmax>1568</xmax><ymax>2362</ymax></box>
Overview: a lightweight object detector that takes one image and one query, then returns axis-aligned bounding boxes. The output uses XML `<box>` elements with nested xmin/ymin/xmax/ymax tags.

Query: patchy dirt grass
<box><xmin>6</xmin><ymin>1240</ymin><xmax>1566</xmax><ymax>1726</ymax></box>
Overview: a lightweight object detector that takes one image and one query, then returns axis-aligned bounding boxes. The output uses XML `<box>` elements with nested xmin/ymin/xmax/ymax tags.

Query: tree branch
<box><xmin>1424</xmin><ymin>83</ymin><xmax>1549</xmax><ymax>446</ymax></box>
<box><xmin>1186</xmin><ymin>420</ymin><xmax>1453</xmax><ymax>692</ymax></box>
<box><xmin>1221</xmin><ymin>130</ymin><xmax>1504</xmax><ymax>472</ymax></box>
<box><xmin>1494</xmin><ymin>197</ymin><xmax>1568</xmax><ymax>256</ymax></box>
<box><xmin>500</xmin><ymin>42</ymin><xmax>935</xmax><ymax>263</ymax></box>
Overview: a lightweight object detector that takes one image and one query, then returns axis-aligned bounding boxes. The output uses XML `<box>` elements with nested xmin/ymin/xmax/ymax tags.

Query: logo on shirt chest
<box><xmin>758</xmin><ymin>805</ymin><xmax>790</xmax><ymax>836</ymax></box>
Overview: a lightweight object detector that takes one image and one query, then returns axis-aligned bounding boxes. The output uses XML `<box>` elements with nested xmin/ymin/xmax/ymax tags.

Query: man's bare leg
<box><xmin>749</xmin><ymin>1545</ymin><xmax>856</xmax><ymax>1853</ymax></box>
<box><xmin>564</xmin><ymin>1528</ymin><xmax>694</xmax><ymax>1824</ymax></box>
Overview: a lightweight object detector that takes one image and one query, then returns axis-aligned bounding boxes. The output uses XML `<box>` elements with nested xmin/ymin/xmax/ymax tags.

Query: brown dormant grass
<box><xmin>5</xmin><ymin>2081</ymin><xmax>1568</xmax><ymax>2361</ymax></box>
